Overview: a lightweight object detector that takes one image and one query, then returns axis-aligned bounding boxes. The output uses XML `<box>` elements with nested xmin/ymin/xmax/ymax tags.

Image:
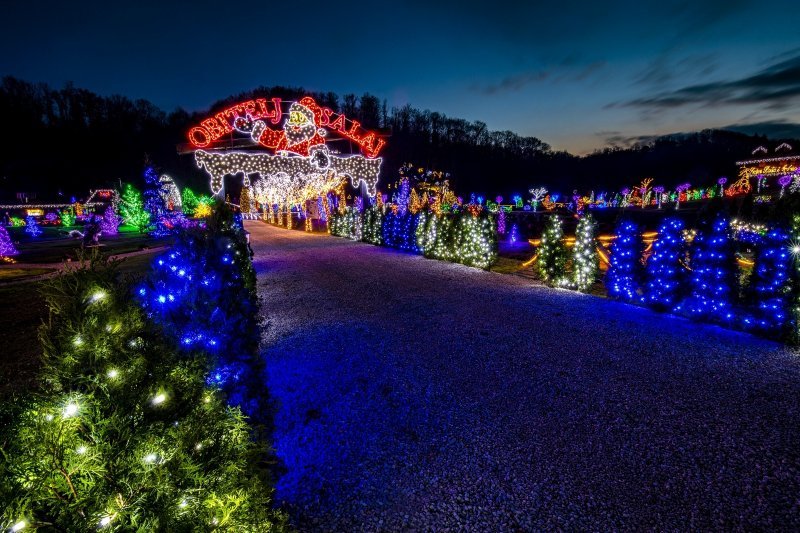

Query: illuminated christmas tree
<box><xmin>59</xmin><ymin>208</ymin><xmax>76</xmax><ymax>227</ymax></box>
<box><xmin>572</xmin><ymin>214</ymin><xmax>597</xmax><ymax>292</ymax></box>
<box><xmin>181</xmin><ymin>188</ymin><xmax>199</xmax><ymax>216</ymax></box>
<box><xmin>143</xmin><ymin>165</ymin><xmax>166</xmax><ymax>220</ymax></box>
<box><xmin>396</xmin><ymin>178</ymin><xmax>410</xmax><ymax>215</ymax></box>
<box><xmin>144</xmin><ymin>165</ymin><xmax>174</xmax><ymax>236</ymax></box>
<box><xmin>99</xmin><ymin>205</ymin><xmax>122</xmax><ymax>236</ymax></box>
<box><xmin>644</xmin><ymin>218</ymin><xmax>687</xmax><ymax>311</ymax></box>
<box><xmin>363</xmin><ymin>204</ymin><xmax>383</xmax><ymax>245</ymax></box>
<box><xmin>606</xmin><ymin>220</ymin><xmax>642</xmax><ymax>302</ymax></box>
<box><xmin>537</xmin><ymin>215</ymin><xmax>568</xmax><ymax>286</ymax></box>
<box><xmin>746</xmin><ymin>229</ymin><xmax>792</xmax><ymax>336</ymax></box>
<box><xmin>120</xmin><ymin>184</ymin><xmax>151</xmax><ymax>232</ymax></box>
<box><xmin>239</xmin><ymin>183</ymin><xmax>253</xmax><ymax>216</ymax></box>
<box><xmin>138</xmin><ymin>205</ymin><xmax>264</xmax><ymax>419</ymax></box>
<box><xmin>0</xmin><ymin>225</ymin><xmax>18</xmax><ymax>257</ymax></box>
<box><xmin>679</xmin><ymin>213</ymin><xmax>738</xmax><ymax>322</ymax></box>
<box><xmin>451</xmin><ymin>210</ymin><xmax>497</xmax><ymax>269</ymax></box>
<box><xmin>0</xmin><ymin>255</ymin><xmax>288</xmax><ymax>530</ymax></box>
<box><xmin>409</xmin><ymin>188</ymin><xmax>421</xmax><ymax>214</ymax></box>
<box><xmin>497</xmin><ymin>207</ymin><xmax>506</xmax><ymax>234</ymax></box>
<box><xmin>25</xmin><ymin>215</ymin><xmax>42</xmax><ymax>237</ymax></box>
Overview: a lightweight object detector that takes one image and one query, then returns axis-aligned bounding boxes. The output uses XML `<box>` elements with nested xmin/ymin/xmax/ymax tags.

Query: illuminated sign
<box><xmin>186</xmin><ymin>96</ymin><xmax>385</xmax><ymax>158</ymax></box>
<box><xmin>190</xmin><ymin>95</ymin><xmax>386</xmax><ymax>199</ymax></box>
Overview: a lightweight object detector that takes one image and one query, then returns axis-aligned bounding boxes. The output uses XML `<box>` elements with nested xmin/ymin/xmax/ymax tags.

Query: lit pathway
<box><xmin>248</xmin><ymin>221</ymin><xmax>800</xmax><ymax>531</ymax></box>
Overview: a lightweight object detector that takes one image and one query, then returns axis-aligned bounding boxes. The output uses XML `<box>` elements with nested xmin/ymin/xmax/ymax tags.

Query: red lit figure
<box><xmin>235</xmin><ymin>98</ymin><xmax>326</xmax><ymax>156</ymax></box>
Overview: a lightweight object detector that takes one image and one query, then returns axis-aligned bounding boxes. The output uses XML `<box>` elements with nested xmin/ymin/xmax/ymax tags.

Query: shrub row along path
<box><xmin>248</xmin><ymin>222</ymin><xmax>800</xmax><ymax>531</ymax></box>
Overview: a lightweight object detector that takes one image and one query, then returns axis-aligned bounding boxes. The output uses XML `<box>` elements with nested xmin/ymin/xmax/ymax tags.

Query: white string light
<box><xmin>62</xmin><ymin>402</ymin><xmax>79</xmax><ymax>419</ymax></box>
<box><xmin>196</xmin><ymin>149</ymin><xmax>381</xmax><ymax>198</ymax></box>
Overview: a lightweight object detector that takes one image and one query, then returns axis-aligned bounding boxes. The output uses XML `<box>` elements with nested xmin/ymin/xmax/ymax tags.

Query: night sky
<box><xmin>2</xmin><ymin>0</ymin><xmax>799</xmax><ymax>154</ymax></box>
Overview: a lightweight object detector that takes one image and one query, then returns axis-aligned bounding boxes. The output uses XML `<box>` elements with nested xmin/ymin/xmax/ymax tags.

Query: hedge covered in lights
<box><xmin>0</xmin><ymin>215</ymin><xmax>287</xmax><ymax>531</ymax></box>
<box><xmin>330</xmin><ymin>205</ymin><xmax>498</xmax><ymax>269</ymax></box>
<box><xmin>597</xmin><ymin>213</ymin><xmax>800</xmax><ymax>341</ymax></box>
<box><xmin>137</xmin><ymin>204</ymin><xmax>268</xmax><ymax>425</ymax></box>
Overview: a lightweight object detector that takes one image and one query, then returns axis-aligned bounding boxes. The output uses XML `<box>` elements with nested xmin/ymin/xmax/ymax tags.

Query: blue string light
<box><xmin>643</xmin><ymin>218</ymin><xmax>687</xmax><ymax>310</ymax></box>
<box><xmin>606</xmin><ymin>220</ymin><xmax>641</xmax><ymax>302</ymax></box>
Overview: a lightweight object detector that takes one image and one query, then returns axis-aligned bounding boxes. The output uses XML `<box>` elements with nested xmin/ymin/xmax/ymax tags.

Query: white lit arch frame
<box><xmin>195</xmin><ymin>149</ymin><xmax>382</xmax><ymax>202</ymax></box>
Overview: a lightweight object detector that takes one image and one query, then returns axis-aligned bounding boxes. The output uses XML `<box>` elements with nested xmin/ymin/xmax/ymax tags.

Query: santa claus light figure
<box><xmin>234</xmin><ymin>99</ymin><xmax>326</xmax><ymax>157</ymax></box>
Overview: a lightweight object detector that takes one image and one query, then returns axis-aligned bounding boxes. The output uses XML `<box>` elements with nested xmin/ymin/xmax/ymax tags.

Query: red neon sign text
<box><xmin>187</xmin><ymin>96</ymin><xmax>385</xmax><ymax>158</ymax></box>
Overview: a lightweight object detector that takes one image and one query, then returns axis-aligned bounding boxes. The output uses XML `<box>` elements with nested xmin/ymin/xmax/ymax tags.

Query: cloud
<box><xmin>474</xmin><ymin>61</ymin><xmax>606</xmax><ymax>95</ymax></box>
<box><xmin>721</xmin><ymin>120</ymin><xmax>800</xmax><ymax>139</ymax></box>
<box><xmin>476</xmin><ymin>71</ymin><xmax>550</xmax><ymax>95</ymax></box>
<box><xmin>598</xmin><ymin>131</ymin><xmax>661</xmax><ymax>148</ymax></box>
<box><xmin>613</xmin><ymin>52</ymin><xmax>800</xmax><ymax>110</ymax></box>
<box><xmin>634</xmin><ymin>54</ymin><xmax>718</xmax><ymax>86</ymax></box>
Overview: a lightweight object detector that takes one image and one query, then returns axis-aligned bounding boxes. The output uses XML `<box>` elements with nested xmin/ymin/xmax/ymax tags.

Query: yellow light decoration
<box><xmin>194</xmin><ymin>203</ymin><xmax>213</xmax><ymax>218</ymax></box>
<box><xmin>521</xmin><ymin>254</ymin><xmax>539</xmax><ymax>267</ymax></box>
<box><xmin>738</xmin><ymin>163</ymin><xmax>798</xmax><ymax>180</ymax></box>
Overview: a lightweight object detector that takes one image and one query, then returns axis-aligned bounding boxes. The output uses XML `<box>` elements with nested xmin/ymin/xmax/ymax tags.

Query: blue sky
<box><xmin>2</xmin><ymin>0</ymin><xmax>799</xmax><ymax>153</ymax></box>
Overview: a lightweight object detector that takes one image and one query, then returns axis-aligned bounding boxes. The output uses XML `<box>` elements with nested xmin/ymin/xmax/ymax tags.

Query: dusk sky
<box><xmin>2</xmin><ymin>0</ymin><xmax>799</xmax><ymax>154</ymax></box>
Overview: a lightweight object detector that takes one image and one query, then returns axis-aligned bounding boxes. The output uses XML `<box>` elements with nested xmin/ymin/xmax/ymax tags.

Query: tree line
<box><xmin>0</xmin><ymin>76</ymin><xmax>793</xmax><ymax>201</ymax></box>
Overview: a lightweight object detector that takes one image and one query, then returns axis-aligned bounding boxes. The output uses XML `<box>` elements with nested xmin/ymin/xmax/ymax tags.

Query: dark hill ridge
<box><xmin>1</xmin><ymin>76</ymin><xmax>797</xmax><ymax>201</ymax></box>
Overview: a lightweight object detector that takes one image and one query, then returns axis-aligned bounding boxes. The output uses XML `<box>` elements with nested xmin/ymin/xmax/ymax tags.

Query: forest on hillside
<box><xmin>0</xmin><ymin>76</ymin><xmax>793</xmax><ymax>202</ymax></box>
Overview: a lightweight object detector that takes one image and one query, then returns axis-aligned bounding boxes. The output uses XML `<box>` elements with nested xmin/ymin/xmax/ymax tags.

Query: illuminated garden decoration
<box><xmin>537</xmin><ymin>215</ymin><xmax>568</xmax><ymax>286</ymax></box>
<box><xmin>181</xmin><ymin>187</ymin><xmax>199</xmax><ymax>216</ymax></box>
<box><xmin>644</xmin><ymin>218</ymin><xmax>687</xmax><ymax>311</ymax></box>
<box><xmin>158</xmin><ymin>174</ymin><xmax>182</xmax><ymax>211</ymax></box>
<box><xmin>25</xmin><ymin>215</ymin><xmax>41</xmax><ymax>237</ymax></box>
<box><xmin>329</xmin><ymin>202</ymin><xmax>498</xmax><ymax>269</ymax></box>
<box><xmin>99</xmin><ymin>205</ymin><xmax>122</xmax><ymax>236</ymax></box>
<box><xmin>448</xmin><ymin>208</ymin><xmax>497</xmax><ymax>269</ymax></box>
<box><xmin>143</xmin><ymin>165</ymin><xmax>176</xmax><ymax>236</ymax></box>
<box><xmin>0</xmin><ymin>225</ymin><xmax>18</xmax><ymax>258</ymax></box>
<box><xmin>59</xmin><ymin>208</ymin><xmax>76</xmax><ymax>227</ymax></box>
<box><xmin>572</xmin><ymin>214</ymin><xmax>598</xmax><ymax>292</ymax></box>
<box><xmin>605</xmin><ymin>220</ymin><xmax>642</xmax><ymax>302</ymax></box>
<box><xmin>362</xmin><ymin>204</ymin><xmax>383</xmax><ymax>245</ymax></box>
<box><xmin>138</xmin><ymin>205</ymin><xmax>265</xmax><ymax>422</ymax></box>
<box><xmin>529</xmin><ymin>187</ymin><xmax>548</xmax><ymax>212</ymax></box>
<box><xmin>120</xmin><ymin>184</ymin><xmax>151</xmax><ymax>232</ymax></box>
<box><xmin>745</xmin><ymin>229</ymin><xmax>792</xmax><ymax>337</ymax></box>
<box><xmin>779</xmin><ymin>175</ymin><xmax>792</xmax><ymax>197</ymax></box>
<box><xmin>0</xmin><ymin>256</ymin><xmax>288</xmax><ymax>531</ymax></box>
<box><xmin>194</xmin><ymin>197</ymin><xmax>214</xmax><ymax>218</ymax></box>
<box><xmin>674</xmin><ymin>183</ymin><xmax>690</xmax><ymax>209</ymax></box>
<box><xmin>678</xmin><ymin>213</ymin><xmax>738</xmax><ymax>323</ymax></box>
<box><xmin>653</xmin><ymin>186</ymin><xmax>665</xmax><ymax>209</ymax></box>
<box><xmin>239</xmin><ymin>176</ymin><xmax>254</xmax><ymax>217</ymax></box>
<box><xmin>190</xmin><ymin>96</ymin><xmax>385</xmax><ymax>209</ymax></box>
<box><xmin>143</xmin><ymin>165</ymin><xmax>165</xmax><ymax>221</ymax></box>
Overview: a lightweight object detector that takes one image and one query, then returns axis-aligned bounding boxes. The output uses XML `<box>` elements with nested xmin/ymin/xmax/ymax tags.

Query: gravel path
<box><xmin>249</xmin><ymin>222</ymin><xmax>800</xmax><ymax>531</ymax></box>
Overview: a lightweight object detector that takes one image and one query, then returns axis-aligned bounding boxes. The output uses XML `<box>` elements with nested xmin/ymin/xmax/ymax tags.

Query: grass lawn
<box><xmin>6</xmin><ymin>225</ymin><xmax>169</xmax><ymax>263</ymax></box>
<box><xmin>0</xmin><ymin>249</ymin><xmax>159</xmax><ymax>400</ymax></box>
<box><xmin>0</xmin><ymin>267</ymin><xmax>56</xmax><ymax>282</ymax></box>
